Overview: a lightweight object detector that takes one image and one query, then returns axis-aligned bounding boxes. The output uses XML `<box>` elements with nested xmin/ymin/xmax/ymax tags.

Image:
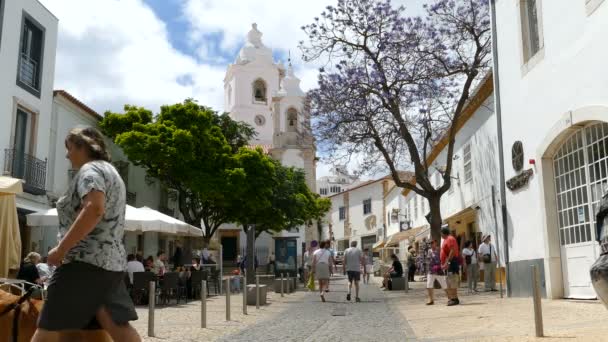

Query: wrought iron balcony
<box><xmin>3</xmin><ymin>149</ymin><xmax>47</xmax><ymax>195</ymax></box>
<box><xmin>18</xmin><ymin>53</ymin><xmax>39</xmax><ymax>91</ymax></box>
<box><xmin>158</xmin><ymin>205</ymin><xmax>174</xmax><ymax>217</ymax></box>
<box><xmin>126</xmin><ymin>191</ymin><xmax>137</xmax><ymax>206</ymax></box>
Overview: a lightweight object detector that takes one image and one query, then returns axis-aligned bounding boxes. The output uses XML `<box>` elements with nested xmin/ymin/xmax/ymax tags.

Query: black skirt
<box><xmin>38</xmin><ymin>261</ymin><xmax>138</xmax><ymax>331</ymax></box>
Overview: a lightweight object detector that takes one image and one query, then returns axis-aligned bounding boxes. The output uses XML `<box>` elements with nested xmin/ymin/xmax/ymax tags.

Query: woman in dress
<box><xmin>462</xmin><ymin>240</ymin><xmax>479</xmax><ymax>294</ymax></box>
<box><xmin>32</xmin><ymin>127</ymin><xmax>140</xmax><ymax>342</ymax></box>
<box><xmin>312</xmin><ymin>240</ymin><xmax>332</xmax><ymax>302</ymax></box>
<box><xmin>425</xmin><ymin>240</ymin><xmax>447</xmax><ymax>305</ymax></box>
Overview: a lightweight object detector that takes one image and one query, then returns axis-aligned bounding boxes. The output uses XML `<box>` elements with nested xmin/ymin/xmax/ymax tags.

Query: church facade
<box><xmin>216</xmin><ymin>24</ymin><xmax>318</xmax><ymax>264</ymax></box>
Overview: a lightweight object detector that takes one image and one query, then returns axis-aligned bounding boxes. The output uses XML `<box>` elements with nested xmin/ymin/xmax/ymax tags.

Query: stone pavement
<box><xmin>382</xmin><ymin>276</ymin><xmax>608</xmax><ymax>342</ymax></box>
<box><xmin>217</xmin><ymin>275</ymin><xmax>411</xmax><ymax>342</ymax></box>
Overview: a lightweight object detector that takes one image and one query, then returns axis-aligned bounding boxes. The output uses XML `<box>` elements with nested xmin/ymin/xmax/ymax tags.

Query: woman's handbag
<box><xmin>306</xmin><ymin>273</ymin><xmax>316</xmax><ymax>291</ymax></box>
<box><xmin>465</xmin><ymin>254</ymin><xmax>472</xmax><ymax>265</ymax></box>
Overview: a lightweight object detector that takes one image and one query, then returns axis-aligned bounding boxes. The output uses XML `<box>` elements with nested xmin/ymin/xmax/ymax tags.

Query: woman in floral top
<box><xmin>33</xmin><ymin>127</ymin><xmax>140</xmax><ymax>342</ymax></box>
<box><xmin>425</xmin><ymin>240</ymin><xmax>447</xmax><ymax>305</ymax></box>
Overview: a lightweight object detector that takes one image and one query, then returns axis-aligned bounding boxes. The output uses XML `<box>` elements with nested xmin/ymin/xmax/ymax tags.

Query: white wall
<box><xmin>225</xmin><ymin>60</ymin><xmax>279</xmax><ymax>145</ymax></box>
<box><xmin>495</xmin><ymin>0</ymin><xmax>608</xmax><ymax>298</ymax></box>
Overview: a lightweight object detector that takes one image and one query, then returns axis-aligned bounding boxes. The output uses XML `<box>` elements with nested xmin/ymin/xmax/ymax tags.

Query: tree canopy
<box><xmin>101</xmin><ymin>99</ymin><xmax>330</xmax><ymax>242</ymax></box>
<box><xmin>300</xmin><ymin>0</ymin><xmax>491</xmax><ymax>241</ymax></box>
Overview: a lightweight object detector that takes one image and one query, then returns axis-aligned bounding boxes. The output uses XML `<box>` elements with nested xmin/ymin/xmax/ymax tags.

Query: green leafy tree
<box><xmin>101</xmin><ymin>100</ymin><xmax>253</xmax><ymax>243</ymax></box>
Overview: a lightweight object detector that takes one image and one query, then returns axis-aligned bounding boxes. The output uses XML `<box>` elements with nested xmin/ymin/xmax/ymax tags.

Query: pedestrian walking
<box><xmin>363</xmin><ymin>248</ymin><xmax>374</xmax><ymax>284</ymax></box>
<box><xmin>441</xmin><ymin>227</ymin><xmax>461</xmax><ymax>306</ymax></box>
<box><xmin>407</xmin><ymin>246</ymin><xmax>417</xmax><ymax>282</ymax></box>
<box><xmin>313</xmin><ymin>240</ymin><xmax>332</xmax><ymax>302</ymax></box>
<box><xmin>479</xmin><ymin>234</ymin><xmax>498</xmax><ymax>291</ymax></box>
<box><xmin>32</xmin><ymin>127</ymin><xmax>140</xmax><ymax>342</ymax></box>
<box><xmin>425</xmin><ymin>240</ymin><xmax>447</xmax><ymax>305</ymax></box>
<box><xmin>462</xmin><ymin>240</ymin><xmax>479</xmax><ymax>294</ymax></box>
<box><xmin>343</xmin><ymin>241</ymin><xmax>363</xmax><ymax>302</ymax></box>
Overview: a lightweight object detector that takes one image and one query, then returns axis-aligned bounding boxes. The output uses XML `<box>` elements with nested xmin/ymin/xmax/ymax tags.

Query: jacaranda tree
<box><xmin>300</xmin><ymin>0</ymin><xmax>491</xmax><ymax>241</ymax></box>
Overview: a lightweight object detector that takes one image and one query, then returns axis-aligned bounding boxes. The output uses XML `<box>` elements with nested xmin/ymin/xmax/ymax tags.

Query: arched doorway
<box><xmin>552</xmin><ymin>122</ymin><xmax>608</xmax><ymax>298</ymax></box>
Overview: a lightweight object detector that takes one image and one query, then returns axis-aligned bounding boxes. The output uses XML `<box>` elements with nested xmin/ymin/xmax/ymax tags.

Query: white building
<box><xmin>316</xmin><ymin>165</ymin><xmax>361</xmax><ymax>197</ymax></box>
<box><xmin>217</xmin><ymin>23</ymin><xmax>317</xmax><ymax>263</ymax></box>
<box><xmin>401</xmin><ymin>76</ymin><xmax>503</xmax><ymax>270</ymax></box>
<box><xmin>494</xmin><ymin>0</ymin><xmax>608</xmax><ymax>299</ymax></box>
<box><xmin>324</xmin><ymin>173</ymin><xmax>412</xmax><ymax>254</ymax></box>
<box><xmin>0</xmin><ymin>0</ymin><xmax>57</xmax><ymax>258</ymax></box>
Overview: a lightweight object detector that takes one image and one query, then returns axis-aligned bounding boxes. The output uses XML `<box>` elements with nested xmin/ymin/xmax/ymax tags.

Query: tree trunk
<box><xmin>428</xmin><ymin>195</ymin><xmax>443</xmax><ymax>243</ymax></box>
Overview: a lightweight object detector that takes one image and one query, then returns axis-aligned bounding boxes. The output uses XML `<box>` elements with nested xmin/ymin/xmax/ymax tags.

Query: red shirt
<box><xmin>441</xmin><ymin>235</ymin><xmax>459</xmax><ymax>264</ymax></box>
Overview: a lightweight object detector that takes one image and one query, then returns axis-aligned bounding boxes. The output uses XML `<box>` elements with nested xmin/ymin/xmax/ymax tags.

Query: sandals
<box><xmin>320</xmin><ymin>294</ymin><xmax>326</xmax><ymax>302</ymax></box>
<box><xmin>426</xmin><ymin>301</ymin><xmax>434</xmax><ymax>305</ymax></box>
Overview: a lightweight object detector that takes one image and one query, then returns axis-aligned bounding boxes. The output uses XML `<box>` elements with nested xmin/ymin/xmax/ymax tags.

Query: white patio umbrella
<box><xmin>138</xmin><ymin>206</ymin><xmax>202</xmax><ymax>237</ymax></box>
<box><xmin>26</xmin><ymin>205</ymin><xmax>181</xmax><ymax>234</ymax></box>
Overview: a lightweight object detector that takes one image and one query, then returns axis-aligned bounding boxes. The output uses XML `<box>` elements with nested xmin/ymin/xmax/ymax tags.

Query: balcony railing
<box><xmin>18</xmin><ymin>53</ymin><xmax>38</xmax><ymax>90</ymax></box>
<box><xmin>158</xmin><ymin>205</ymin><xmax>174</xmax><ymax>217</ymax></box>
<box><xmin>3</xmin><ymin>149</ymin><xmax>47</xmax><ymax>195</ymax></box>
<box><xmin>126</xmin><ymin>191</ymin><xmax>137</xmax><ymax>206</ymax></box>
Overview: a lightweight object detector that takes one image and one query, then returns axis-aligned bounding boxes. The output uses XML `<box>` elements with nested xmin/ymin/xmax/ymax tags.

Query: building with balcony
<box><xmin>316</xmin><ymin>165</ymin><xmax>362</xmax><ymax>197</ymax></box>
<box><xmin>0</xmin><ymin>0</ymin><xmax>58</xmax><ymax>257</ymax></box>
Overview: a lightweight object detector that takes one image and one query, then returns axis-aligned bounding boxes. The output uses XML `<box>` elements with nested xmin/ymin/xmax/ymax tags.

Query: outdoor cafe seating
<box><xmin>129</xmin><ymin>269</ymin><xmax>220</xmax><ymax>306</ymax></box>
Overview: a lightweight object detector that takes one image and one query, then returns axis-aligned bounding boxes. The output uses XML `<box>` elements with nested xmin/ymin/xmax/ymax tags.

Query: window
<box><xmin>286</xmin><ymin>108</ymin><xmax>298</xmax><ymax>132</ymax></box>
<box><xmin>320</xmin><ymin>187</ymin><xmax>328</xmax><ymax>195</ymax></box>
<box><xmin>464</xmin><ymin>144</ymin><xmax>473</xmax><ymax>183</ymax></box>
<box><xmin>586</xmin><ymin>0</ymin><xmax>606</xmax><ymax>15</ymax></box>
<box><xmin>17</xmin><ymin>13</ymin><xmax>45</xmax><ymax>96</ymax></box>
<box><xmin>339</xmin><ymin>206</ymin><xmax>346</xmax><ymax>220</ymax></box>
<box><xmin>330</xmin><ymin>185</ymin><xmax>341</xmax><ymax>193</ymax></box>
<box><xmin>520</xmin><ymin>0</ymin><xmax>543</xmax><ymax>63</ymax></box>
<box><xmin>414</xmin><ymin>196</ymin><xmax>418</xmax><ymax>218</ymax></box>
<box><xmin>434</xmin><ymin>172</ymin><xmax>441</xmax><ymax>188</ymax></box>
<box><xmin>252</xmin><ymin>79</ymin><xmax>267</xmax><ymax>103</ymax></box>
<box><xmin>363</xmin><ymin>199</ymin><xmax>372</xmax><ymax>215</ymax></box>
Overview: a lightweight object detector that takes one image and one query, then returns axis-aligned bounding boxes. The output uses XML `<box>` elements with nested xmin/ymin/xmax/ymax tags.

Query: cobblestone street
<box><xmin>217</xmin><ymin>275</ymin><xmax>410</xmax><ymax>342</ymax></box>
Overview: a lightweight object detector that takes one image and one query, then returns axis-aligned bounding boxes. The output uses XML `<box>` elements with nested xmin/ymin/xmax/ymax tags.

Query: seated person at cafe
<box><xmin>144</xmin><ymin>255</ymin><xmax>154</xmax><ymax>272</ymax></box>
<box><xmin>381</xmin><ymin>254</ymin><xmax>404</xmax><ymax>289</ymax></box>
<box><xmin>153</xmin><ymin>251</ymin><xmax>167</xmax><ymax>276</ymax></box>
<box><xmin>17</xmin><ymin>252</ymin><xmax>44</xmax><ymax>298</ymax></box>
<box><xmin>126</xmin><ymin>253</ymin><xmax>145</xmax><ymax>284</ymax></box>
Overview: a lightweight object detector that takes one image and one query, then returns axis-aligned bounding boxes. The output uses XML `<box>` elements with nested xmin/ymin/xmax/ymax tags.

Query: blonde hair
<box><xmin>24</xmin><ymin>252</ymin><xmax>41</xmax><ymax>263</ymax></box>
<box><xmin>65</xmin><ymin>126</ymin><xmax>111</xmax><ymax>162</ymax></box>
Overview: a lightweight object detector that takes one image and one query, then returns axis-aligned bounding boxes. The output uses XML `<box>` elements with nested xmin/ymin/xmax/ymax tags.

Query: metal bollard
<box><xmin>281</xmin><ymin>273</ymin><xmax>284</xmax><ymax>297</ymax></box>
<box><xmin>219</xmin><ymin>245</ymin><xmax>223</xmax><ymax>295</ymax></box>
<box><xmin>256</xmin><ymin>275</ymin><xmax>260</xmax><ymax>309</ymax></box>
<box><xmin>531</xmin><ymin>265</ymin><xmax>544</xmax><ymax>337</ymax></box>
<box><xmin>225</xmin><ymin>277</ymin><xmax>231</xmax><ymax>321</ymax></box>
<box><xmin>148</xmin><ymin>281</ymin><xmax>155</xmax><ymax>337</ymax></box>
<box><xmin>404</xmin><ymin>269</ymin><xmax>409</xmax><ymax>293</ymax></box>
<box><xmin>201</xmin><ymin>280</ymin><xmax>207</xmax><ymax>328</ymax></box>
<box><xmin>242</xmin><ymin>275</ymin><xmax>247</xmax><ymax>315</ymax></box>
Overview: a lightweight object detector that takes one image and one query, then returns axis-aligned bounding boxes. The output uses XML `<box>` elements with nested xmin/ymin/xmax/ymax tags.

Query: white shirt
<box><xmin>202</xmin><ymin>248</ymin><xmax>210</xmax><ymax>260</ymax></box>
<box><xmin>127</xmin><ymin>260</ymin><xmax>145</xmax><ymax>283</ymax></box>
<box><xmin>478</xmin><ymin>243</ymin><xmax>497</xmax><ymax>263</ymax></box>
<box><xmin>153</xmin><ymin>259</ymin><xmax>166</xmax><ymax>275</ymax></box>
<box><xmin>36</xmin><ymin>263</ymin><xmax>55</xmax><ymax>287</ymax></box>
<box><xmin>344</xmin><ymin>247</ymin><xmax>362</xmax><ymax>272</ymax></box>
<box><xmin>313</xmin><ymin>248</ymin><xmax>331</xmax><ymax>264</ymax></box>
<box><xmin>461</xmin><ymin>248</ymin><xmax>477</xmax><ymax>264</ymax></box>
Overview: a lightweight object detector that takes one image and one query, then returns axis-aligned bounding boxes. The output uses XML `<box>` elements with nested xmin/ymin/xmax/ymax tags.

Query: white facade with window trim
<box><xmin>0</xmin><ymin>0</ymin><xmax>57</xmax><ymax>259</ymax></box>
<box><xmin>494</xmin><ymin>0</ymin><xmax>608</xmax><ymax>299</ymax></box>
<box><xmin>323</xmin><ymin>174</ymin><xmax>410</xmax><ymax>252</ymax></box>
<box><xmin>401</xmin><ymin>76</ymin><xmax>502</xmax><ymax>270</ymax></box>
<box><xmin>316</xmin><ymin>165</ymin><xmax>361</xmax><ymax>198</ymax></box>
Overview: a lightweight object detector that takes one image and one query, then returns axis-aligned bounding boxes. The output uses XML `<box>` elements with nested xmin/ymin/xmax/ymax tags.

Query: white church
<box><xmin>215</xmin><ymin>24</ymin><xmax>318</xmax><ymax>265</ymax></box>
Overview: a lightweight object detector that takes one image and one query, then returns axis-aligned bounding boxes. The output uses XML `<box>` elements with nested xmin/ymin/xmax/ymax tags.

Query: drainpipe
<box><xmin>490</xmin><ymin>0</ymin><xmax>512</xmax><ymax>297</ymax></box>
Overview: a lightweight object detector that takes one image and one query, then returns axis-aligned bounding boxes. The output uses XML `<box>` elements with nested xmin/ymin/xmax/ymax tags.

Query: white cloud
<box><xmin>40</xmin><ymin>0</ymin><xmax>226</xmax><ymax>114</ymax></box>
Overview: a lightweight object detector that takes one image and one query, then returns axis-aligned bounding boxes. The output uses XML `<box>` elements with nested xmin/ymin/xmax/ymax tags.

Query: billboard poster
<box><xmin>275</xmin><ymin>237</ymin><xmax>298</xmax><ymax>277</ymax></box>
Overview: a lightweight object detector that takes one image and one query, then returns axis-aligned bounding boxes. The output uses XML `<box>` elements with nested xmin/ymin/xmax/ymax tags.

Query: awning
<box><xmin>372</xmin><ymin>239</ymin><xmax>386</xmax><ymax>251</ymax></box>
<box><xmin>27</xmin><ymin>205</ymin><xmax>202</xmax><ymax>237</ymax></box>
<box><xmin>0</xmin><ymin>177</ymin><xmax>23</xmax><ymax>277</ymax></box>
<box><xmin>385</xmin><ymin>227</ymin><xmax>425</xmax><ymax>247</ymax></box>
